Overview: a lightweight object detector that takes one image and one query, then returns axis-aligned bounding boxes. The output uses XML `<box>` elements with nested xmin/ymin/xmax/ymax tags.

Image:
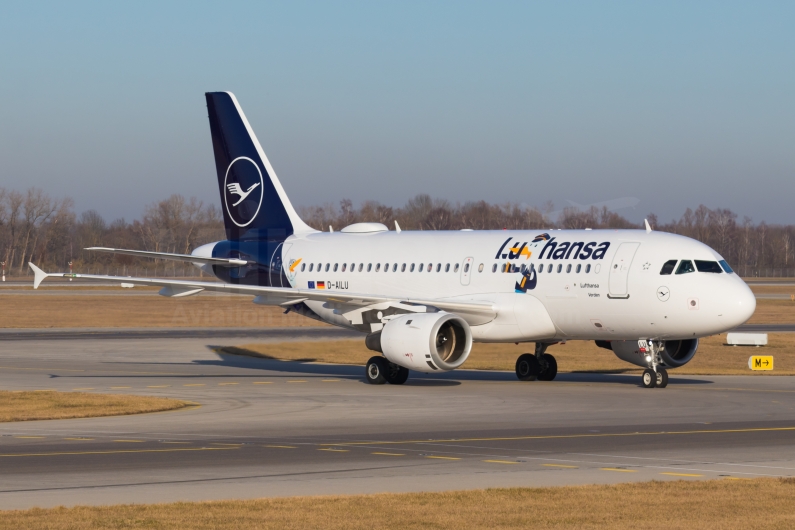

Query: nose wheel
<box><xmin>515</xmin><ymin>343</ymin><xmax>558</xmax><ymax>381</ymax></box>
<box><xmin>639</xmin><ymin>340</ymin><xmax>668</xmax><ymax>388</ymax></box>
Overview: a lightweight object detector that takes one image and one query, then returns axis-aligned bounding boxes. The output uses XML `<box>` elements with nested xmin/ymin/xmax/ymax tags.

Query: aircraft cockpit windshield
<box><xmin>660</xmin><ymin>259</ymin><xmax>730</xmax><ymax>275</ymax></box>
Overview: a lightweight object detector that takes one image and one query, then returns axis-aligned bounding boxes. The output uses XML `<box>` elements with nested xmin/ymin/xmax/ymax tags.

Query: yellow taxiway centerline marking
<box><xmin>601</xmin><ymin>468</ymin><xmax>637</xmax><ymax>473</ymax></box>
<box><xmin>265</xmin><ymin>445</ymin><xmax>296</xmax><ymax>449</ymax></box>
<box><xmin>322</xmin><ymin>379</ymin><xmax>341</xmax><ymax>382</ymax></box>
<box><xmin>483</xmin><ymin>459</ymin><xmax>520</xmax><ymax>465</ymax></box>
<box><xmin>660</xmin><ymin>472</ymin><xmax>704</xmax><ymax>477</ymax></box>
<box><xmin>211</xmin><ymin>443</ymin><xmax>244</xmax><ymax>446</ymax></box>
<box><xmin>33</xmin><ymin>389</ymin><xmax>57</xmax><ymax>392</ymax></box>
<box><xmin>372</xmin><ymin>452</ymin><xmax>405</xmax><ymax>456</ymax></box>
<box><xmin>114</xmin><ymin>439</ymin><xmax>144</xmax><ymax>443</ymax></box>
<box><xmin>252</xmin><ymin>382</ymin><xmax>272</xmax><ymax>384</ymax></box>
<box><xmin>543</xmin><ymin>464</ymin><xmax>578</xmax><ymax>468</ymax></box>
<box><xmin>426</xmin><ymin>456</ymin><xmax>461</xmax><ymax>460</ymax></box>
<box><xmin>321</xmin><ymin>426</ymin><xmax>795</xmax><ymax>446</ymax></box>
<box><xmin>0</xmin><ymin>447</ymin><xmax>238</xmax><ymax>458</ymax></box>
<box><xmin>147</xmin><ymin>385</ymin><xmax>170</xmax><ymax>388</ymax></box>
<box><xmin>288</xmin><ymin>380</ymin><xmax>308</xmax><ymax>383</ymax></box>
<box><xmin>318</xmin><ymin>448</ymin><xmax>349</xmax><ymax>452</ymax></box>
<box><xmin>218</xmin><ymin>382</ymin><xmax>238</xmax><ymax>386</ymax></box>
<box><xmin>160</xmin><ymin>441</ymin><xmax>191</xmax><ymax>444</ymax></box>
<box><xmin>64</xmin><ymin>438</ymin><xmax>94</xmax><ymax>441</ymax></box>
<box><xmin>14</xmin><ymin>436</ymin><xmax>45</xmax><ymax>439</ymax></box>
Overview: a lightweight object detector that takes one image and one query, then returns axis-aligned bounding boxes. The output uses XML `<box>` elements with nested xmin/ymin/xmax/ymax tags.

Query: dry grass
<box><xmin>2</xmin><ymin>478</ymin><xmax>794</xmax><ymax>529</ymax></box>
<box><xmin>0</xmin><ymin>294</ymin><xmax>326</xmax><ymax>328</ymax></box>
<box><xmin>227</xmin><ymin>332</ymin><xmax>795</xmax><ymax>375</ymax></box>
<box><xmin>0</xmin><ymin>391</ymin><xmax>189</xmax><ymax>422</ymax></box>
<box><xmin>748</xmin><ymin>299</ymin><xmax>795</xmax><ymax>323</ymax></box>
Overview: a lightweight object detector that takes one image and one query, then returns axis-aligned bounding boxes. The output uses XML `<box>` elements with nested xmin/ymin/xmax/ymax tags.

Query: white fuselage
<box><xmin>246</xmin><ymin>227</ymin><xmax>756</xmax><ymax>343</ymax></box>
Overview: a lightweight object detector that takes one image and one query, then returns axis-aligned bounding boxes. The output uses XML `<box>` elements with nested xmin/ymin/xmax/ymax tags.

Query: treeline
<box><xmin>1</xmin><ymin>188</ymin><xmax>793</xmax><ymax>277</ymax></box>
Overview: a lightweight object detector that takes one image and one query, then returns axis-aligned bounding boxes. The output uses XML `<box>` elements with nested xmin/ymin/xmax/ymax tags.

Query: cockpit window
<box><xmin>660</xmin><ymin>260</ymin><xmax>677</xmax><ymax>275</ymax></box>
<box><xmin>719</xmin><ymin>260</ymin><xmax>734</xmax><ymax>274</ymax></box>
<box><xmin>675</xmin><ymin>260</ymin><xmax>695</xmax><ymax>274</ymax></box>
<box><xmin>695</xmin><ymin>260</ymin><xmax>723</xmax><ymax>273</ymax></box>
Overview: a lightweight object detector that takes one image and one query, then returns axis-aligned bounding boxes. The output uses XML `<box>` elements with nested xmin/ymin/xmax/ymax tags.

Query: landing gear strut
<box><xmin>515</xmin><ymin>343</ymin><xmax>558</xmax><ymax>381</ymax></box>
<box><xmin>365</xmin><ymin>356</ymin><xmax>409</xmax><ymax>385</ymax></box>
<box><xmin>639</xmin><ymin>340</ymin><xmax>668</xmax><ymax>389</ymax></box>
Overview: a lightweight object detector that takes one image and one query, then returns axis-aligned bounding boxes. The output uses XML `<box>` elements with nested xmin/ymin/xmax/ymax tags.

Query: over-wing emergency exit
<box><xmin>29</xmin><ymin>92</ymin><xmax>756</xmax><ymax>388</ymax></box>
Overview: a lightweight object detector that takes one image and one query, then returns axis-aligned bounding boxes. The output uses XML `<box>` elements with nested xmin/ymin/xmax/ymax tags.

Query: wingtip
<box><xmin>28</xmin><ymin>262</ymin><xmax>48</xmax><ymax>289</ymax></box>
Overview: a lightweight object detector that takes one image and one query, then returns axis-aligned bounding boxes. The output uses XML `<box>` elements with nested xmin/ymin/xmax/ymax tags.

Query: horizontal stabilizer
<box><xmin>85</xmin><ymin>247</ymin><xmax>250</xmax><ymax>267</ymax></box>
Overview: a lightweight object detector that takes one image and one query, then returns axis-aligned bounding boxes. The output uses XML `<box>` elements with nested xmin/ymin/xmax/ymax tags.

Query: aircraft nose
<box><xmin>726</xmin><ymin>280</ymin><xmax>756</xmax><ymax>327</ymax></box>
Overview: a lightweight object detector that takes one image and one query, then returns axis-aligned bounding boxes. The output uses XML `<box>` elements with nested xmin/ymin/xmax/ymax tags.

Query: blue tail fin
<box><xmin>205</xmin><ymin>92</ymin><xmax>314</xmax><ymax>240</ymax></box>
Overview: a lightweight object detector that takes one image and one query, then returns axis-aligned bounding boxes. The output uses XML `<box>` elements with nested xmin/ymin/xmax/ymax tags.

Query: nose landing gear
<box><xmin>515</xmin><ymin>343</ymin><xmax>558</xmax><ymax>382</ymax></box>
<box><xmin>639</xmin><ymin>340</ymin><xmax>668</xmax><ymax>389</ymax></box>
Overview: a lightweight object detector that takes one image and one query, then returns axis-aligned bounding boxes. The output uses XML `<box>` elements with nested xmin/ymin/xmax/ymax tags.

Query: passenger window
<box><xmin>342</xmin><ymin>263</ymin><xmax>347</xmax><ymax>272</ymax></box>
<box><xmin>719</xmin><ymin>260</ymin><xmax>734</xmax><ymax>274</ymax></box>
<box><xmin>660</xmin><ymin>260</ymin><xmax>677</xmax><ymax>275</ymax></box>
<box><xmin>436</xmin><ymin>264</ymin><xmax>441</xmax><ymax>272</ymax></box>
<box><xmin>367</xmin><ymin>264</ymin><xmax>372</xmax><ymax>272</ymax></box>
<box><xmin>576</xmin><ymin>264</ymin><xmax>581</xmax><ymax>273</ymax></box>
<box><xmin>695</xmin><ymin>260</ymin><xmax>722</xmax><ymax>273</ymax></box>
<box><xmin>410</xmin><ymin>264</ymin><xmax>415</xmax><ymax>272</ymax></box>
<box><xmin>401</xmin><ymin>263</ymin><xmax>406</xmax><ymax>272</ymax></box>
<box><xmin>675</xmin><ymin>260</ymin><xmax>695</xmax><ymax>274</ymax></box>
<box><xmin>392</xmin><ymin>263</ymin><xmax>397</xmax><ymax>272</ymax></box>
<box><xmin>464</xmin><ymin>263</ymin><xmax>470</xmax><ymax>273</ymax></box>
<box><xmin>333</xmin><ymin>263</ymin><xmax>338</xmax><ymax>272</ymax></box>
<box><xmin>566</xmin><ymin>264</ymin><xmax>572</xmax><ymax>273</ymax></box>
<box><xmin>585</xmin><ymin>264</ymin><xmax>591</xmax><ymax>273</ymax></box>
<box><xmin>309</xmin><ymin>264</ymin><xmax>314</xmax><ymax>272</ymax></box>
<box><xmin>478</xmin><ymin>263</ymin><xmax>484</xmax><ymax>273</ymax></box>
<box><xmin>446</xmin><ymin>264</ymin><xmax>450</xmax><ymax>272</ymax></box>
<box><xmin>301</xmin><ymin>263</ymin><xmax>306</xmax><ymax>272</ymax></box>
<box><xmin>358</xmin><ymin>264</ymin><xmax>363</xmax><ymax>272</ymax></box>
<box><xmin>557</xmin><ymin>264</ymin><xmax>562</xmax><ymax>273</ymax></box>
<box><xmin>325</xmin><ymin>264</ymin><xmax>330</xmax><ymax>272</ymax></box>
<box><xmin>530</xmin><ymin>263</ymin><xmax>536</xmax><ymax>273</ymax></box>
<box><xmin>547</xmin><ymin>264</ymin><xmax>552</xmax><ymax>273</ymax></box>
<box><xmin>375</xmin><ymin>263</ymin><xmax>381</xmax><ymax>272</ymax></box>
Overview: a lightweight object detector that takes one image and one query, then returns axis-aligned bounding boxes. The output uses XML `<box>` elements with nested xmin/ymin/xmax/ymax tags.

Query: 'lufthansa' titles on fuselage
<box><xmin>536</xmin><ymin>237</ymin><xmax>610</xmax><ymax>261</ymax></box>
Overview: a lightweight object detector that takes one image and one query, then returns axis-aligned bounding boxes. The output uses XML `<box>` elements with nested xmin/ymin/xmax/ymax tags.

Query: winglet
<box><xmin>644</xmin><ymin>219</ymin><xmax>652</xmax><ymax>233</ymax></box>
<box><xmin>395</xmin><ymin>221</ymin><xmax>402</xmax><ymax>233</ymax></box>
<box><xmin>29</xmin><ymin>262</ymin><xmax>49</xmax><ymax>289</ymax></box>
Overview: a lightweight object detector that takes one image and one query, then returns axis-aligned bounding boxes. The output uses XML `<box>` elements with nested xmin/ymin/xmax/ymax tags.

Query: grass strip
<box><xmin>1</xmin><ymin>478</ymin><xmax>794</xmax><ymax>529</ymax></box>
<box><xmin>0</xmin><ymin>391</ymin><xmax>190</xmax><ymax>422</ymax></box>
<box><xmin>220</xmin><ymin>332</ymin><xmax>795</xmax><ymax>375</ymax></box>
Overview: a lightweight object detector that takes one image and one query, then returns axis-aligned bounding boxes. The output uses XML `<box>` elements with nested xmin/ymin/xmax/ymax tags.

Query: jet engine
<box><xmin>597</xmin><ymin>339</ymin><xmax>699</xmax><ymax>368</ymax></box>
<box><xmin>365</xmin><ymin>312</ymin><xmax>472</xmax><ymax>373</ymax></box>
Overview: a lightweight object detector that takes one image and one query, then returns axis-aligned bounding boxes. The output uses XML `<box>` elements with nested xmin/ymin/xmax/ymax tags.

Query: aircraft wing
<box><xmin>84</xmin><ymin>247</ymin><xmax>251</xmax><ymax>267</ymax></box>
<box><xmin>28</xmin><ymin>263</ymin><xmax>496</xmax><ymax>324</ymax></box>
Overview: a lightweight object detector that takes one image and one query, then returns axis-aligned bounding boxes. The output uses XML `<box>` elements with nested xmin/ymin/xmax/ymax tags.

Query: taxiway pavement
<box><xmin>1</xmin><ymin>331</ymin><xmax>794</xmax><ymax>509</ymax></box>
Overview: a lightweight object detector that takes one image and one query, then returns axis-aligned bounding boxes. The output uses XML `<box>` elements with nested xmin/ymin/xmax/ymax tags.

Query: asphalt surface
<box><xmin>1</xmin><ymin>332</ymin><xmax>794</xmax><ymax>509</ymax></box>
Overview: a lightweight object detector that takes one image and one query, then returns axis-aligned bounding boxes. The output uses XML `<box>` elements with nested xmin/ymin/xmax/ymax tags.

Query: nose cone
<box><xmin>725</xmin><ymin>280</ymin><xmax>756</xmax><ymax>328</ymax></box>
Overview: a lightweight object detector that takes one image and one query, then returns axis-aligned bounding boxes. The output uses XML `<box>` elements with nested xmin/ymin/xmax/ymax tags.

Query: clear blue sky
<box><xmin>1</xmin><ymin>1</ymin><xmax>793</xmax><ymax>224</ymax></box>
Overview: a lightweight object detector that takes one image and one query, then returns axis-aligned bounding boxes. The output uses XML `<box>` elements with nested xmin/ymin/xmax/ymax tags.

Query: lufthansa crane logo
<box><xmin>224</xmin><ymin>157</ymin><xmax>264</xmax><ymax>227</ymax></box>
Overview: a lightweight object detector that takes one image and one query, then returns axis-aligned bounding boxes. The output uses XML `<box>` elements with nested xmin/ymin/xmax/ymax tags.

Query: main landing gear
<box><xmin>515</xmin><ymin>343</ymin><xmax>558</xmax><ymax>382</ymax></box>
<box><xmin>365</xmin><ymin>356</ymin><xmax>409</xmax><ymax>385</ymax></box>
<box><xmin>639</xmin><ymin>340</ymin><xmax>668</xmax><ymax>389</ymax></box>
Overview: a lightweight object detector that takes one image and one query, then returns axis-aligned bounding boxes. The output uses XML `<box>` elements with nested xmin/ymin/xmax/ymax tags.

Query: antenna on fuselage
<box><xmin>644</xmin><ymin>219</ymin><xmax>652</xmax><ymax>233</ymax></box>
<box><xmin>394</xmin><ymin>221</ymin><xmax>402</xmax><ymax>233</ymax></box>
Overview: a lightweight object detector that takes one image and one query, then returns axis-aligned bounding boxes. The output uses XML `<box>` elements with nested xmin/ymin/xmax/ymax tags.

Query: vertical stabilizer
<box><xmin>205</xmin><ymin>92</ymin><xmax>315</xmax><ymax>240</ymax></box>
